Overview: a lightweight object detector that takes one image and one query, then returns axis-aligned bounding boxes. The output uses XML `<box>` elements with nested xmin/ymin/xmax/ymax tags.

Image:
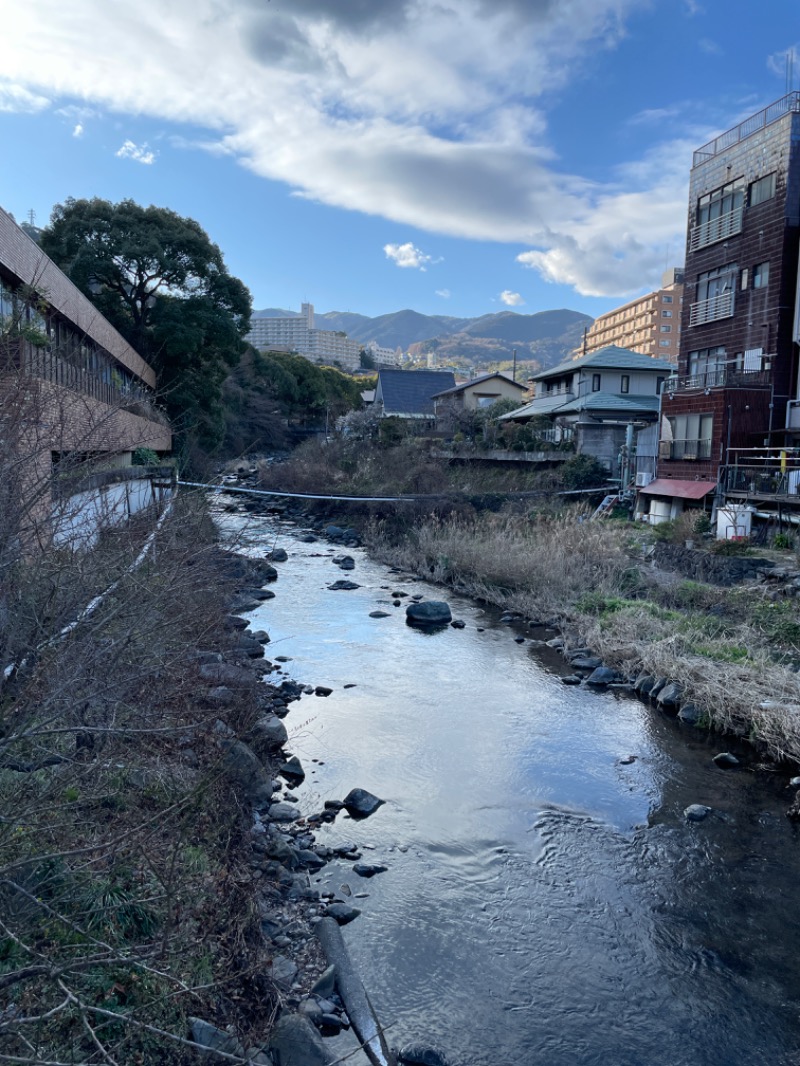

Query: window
<box><xmin>688</xmin><ymin>345</ymin><xmax>726</xmax><ymax>386</ymax></box>
<box><xmin>621</xmin><ymin>375</ymin><xmax>630</xmax><ymax>394</ymax></box>
<box><xmin>749</xmin><ymin>173</ymin><xmax>776</xmax><ymax>207</ymax></box>
<box><xmin>691</xmin><ymin>265</ymin><xmax>737</xmax><ymax>325</ymax></box>
<box><xmin>592</xmin><ymin>373</ymin><xmax>601</xmax><ymax>392</ymax></box>
<box><xmin>693</xmin><ymin>178</ymin><xmax>745</xmax><ymax>247</ymax></box>
<box><xmin>656</xmin><ymin>376</ymin><xmax>666</xmax><ymax>393</ymax></box>
<box><xmin>741</xmin><ymin>268</ymin><xmax>749</xmax><ymax>290</ymax></box>
<box><xmin>662</xmin><ymin>310</ymin><xmax>672</xmax><ymax>318</ymax></box>
<box><xmin>667</xmin><ymin>413</ymin><xmax>713</xmax><ymax>460</ymax></box>
<box><xmin>659</xmin><ymin>340</ymin><xmax>671</xmax><ymax>347</ymax></box>
<box><xmin>660</xmin><ymin>325</ymin><xmax>672</xmax><ymax>333</ymax></box>
<box><xmin>753</xmin><ymin>261</ymin><xmax>770</xmax><ymax>289</ymax></box>
<box><xmin>662</xmin><ymin>295</ymin><xmax>673</xmax><ymax>304</ymax></box>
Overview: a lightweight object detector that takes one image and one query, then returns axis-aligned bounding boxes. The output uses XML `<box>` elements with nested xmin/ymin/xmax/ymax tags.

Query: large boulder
<box><xmin>268</xmin><ymin>1014</ymin><xmax>334</xmax><ymax>1066</ymax></box>
<box><xmin>405</xmin><ymin>601</ymin><xmax>452</xmax><ymax>627</ymax></box>
<box><xmin>248</xmin><ymin>714</ymin><xmax>289</xmax><ymax>754</ymax></box>
<box><xmin>222</xmin><ymin>741</ymin><xmax>275</xmax><ymax>810</ymax></box>
<box><xmin>343</xmin><ymin>788</ymin><xmax>384</xmax><ymax>818</ymax></box>
<box><xmin>656</xmin><ymin>682</ymin><xmax>682</xmax><ymax>711</ymax></box>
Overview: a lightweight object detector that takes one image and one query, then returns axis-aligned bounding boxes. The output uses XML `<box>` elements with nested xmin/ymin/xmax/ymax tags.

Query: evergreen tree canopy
<box><xmin>40</xmin><ymin>197</ymin><xmax>252</xmax><ymax>453</ymax></box>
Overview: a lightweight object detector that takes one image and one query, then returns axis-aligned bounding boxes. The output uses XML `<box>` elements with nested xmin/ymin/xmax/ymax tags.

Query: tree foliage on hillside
<box><xmin>221</xmin><ymin>349</ymin><xmax>367</xmax><ymax>456</ymax></box>
<box><xmin>40</xmin><ymin>197</ymin><xmax>252</xmax><ymax>455</ymax></box>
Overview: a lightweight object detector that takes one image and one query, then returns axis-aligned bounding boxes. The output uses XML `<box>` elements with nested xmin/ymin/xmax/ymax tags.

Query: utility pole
<box><xmin>512</xmin><ymin>349</ymin><xmax>517</xmax><ymax>382</ymax></box>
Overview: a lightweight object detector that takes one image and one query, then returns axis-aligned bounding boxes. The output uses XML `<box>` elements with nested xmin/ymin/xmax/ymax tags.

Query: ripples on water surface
<box><xmin>220</xmin><ymin>508</ymin><xmax>800</xmax><ymax>1066</ymax></box>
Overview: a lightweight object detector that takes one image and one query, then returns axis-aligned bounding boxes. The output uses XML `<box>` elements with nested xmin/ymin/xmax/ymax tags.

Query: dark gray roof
<box><xmin>431</xmin><ymin>372</ymin><xmax>527</xmax><ymax>399</ymax></box>
<box><xmin>377</xmin><ymin>369</ymin><xmax>457</xmax><ymax>416</ymax></box>
<box><xmin>532</xmin><ymin>346</ymin><xmax>675</xmax><ymax>382</ymax></box>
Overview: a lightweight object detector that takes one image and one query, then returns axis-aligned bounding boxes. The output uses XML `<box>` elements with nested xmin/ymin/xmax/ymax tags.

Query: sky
<box><xmin>0</xmin><ymin>1</ymin><xmax>798</xmax><ymax>322</ymax></box>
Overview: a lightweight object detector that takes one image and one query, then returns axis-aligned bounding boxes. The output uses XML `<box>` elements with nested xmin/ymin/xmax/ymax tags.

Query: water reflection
<box><xmin>218</xmin><ymin>506</ymin><xmax>800</xmax><ymax>1066</ymax></box>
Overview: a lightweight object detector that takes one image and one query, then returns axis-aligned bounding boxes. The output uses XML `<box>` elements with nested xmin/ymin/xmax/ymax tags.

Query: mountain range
<box><xmin>252</xmin><ymin>306</ymin><xmax>592</xmax><ymax>370</ymax></box>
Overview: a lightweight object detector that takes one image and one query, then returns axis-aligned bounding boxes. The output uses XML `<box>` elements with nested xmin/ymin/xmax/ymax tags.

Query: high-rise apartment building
<box><xmin>656</xmin><ymin>93</ymin><xmax>800</xmax><ymax>496</ymax></box>
<box><xmin>577</xmin><ymin>269</ymin><xmax>683</xmax><ymax>362</ymax></box>
<box><xmin>245</xmin><ymin>302</ymin><xmax>363</xmax><ymax>371</ymax></box>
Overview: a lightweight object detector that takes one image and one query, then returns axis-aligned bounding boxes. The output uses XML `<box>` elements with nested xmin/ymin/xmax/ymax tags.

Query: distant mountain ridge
<box><xmin>252</xmin><ymin>306</ymin><xmax>592</xmax><ymax>370</ymax></box>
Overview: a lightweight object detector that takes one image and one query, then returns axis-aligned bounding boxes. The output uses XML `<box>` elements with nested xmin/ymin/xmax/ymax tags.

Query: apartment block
<box><xmin>246</xmin><ymin>303</ymin><xmax>363</xmax><ymax>371</ymax></box>
<box><xmin>578</xmin><ymin>269</ymin><xmax>683</xmax><ymax>363</ymax></box>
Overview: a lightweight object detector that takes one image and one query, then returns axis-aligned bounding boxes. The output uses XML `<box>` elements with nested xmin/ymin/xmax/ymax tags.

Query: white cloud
<box><xmin>0</xmin><ymin>81</ymin><xmax>48</xmax><ymax>113</ymax></box>
<box><xmin>72</xmin><ymin>123</ymin><xmax>84</xmax><ymax>137</ymax></box>
<box><xmin>500</xmin><ymin>290</ymin><xmax>524</xmax><ymax>306</ymax></box>
<box><xmin>384</xmin><ymin>242</ymin><xmax>436</xmax><ymax>270</ymax></box>
<box><xmin>116</xmin><ymin>139</ymin><xmax>156</xmax><ymax>165</ymax></box>
<box><xmin>435</xmin><ymin>288</ymin><xmax>451</xmax><ymax>299</ymax></box>
<box><xmin>0</xmin><ymin>0</ymin><xmax>699</xmax><ymax>296</ymax></box>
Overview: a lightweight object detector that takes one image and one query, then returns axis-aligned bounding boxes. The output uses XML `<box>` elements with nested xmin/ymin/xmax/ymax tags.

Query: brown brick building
<box><xmin>642</xmin><ymin>93</ymin><xmax>800</xmax><ymax>520</ymax></box>
<box><xmin>0</xmin><ymin>206</ymin><xmax>171</xmax><ymax>545</ymax></box>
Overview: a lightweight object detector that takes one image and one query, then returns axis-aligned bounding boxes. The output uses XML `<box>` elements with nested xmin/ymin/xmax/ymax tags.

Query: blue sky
<box><xmin>0</xmin><ymin>0</ymin><xmax>797</xmax><ymax>321</ymax></box>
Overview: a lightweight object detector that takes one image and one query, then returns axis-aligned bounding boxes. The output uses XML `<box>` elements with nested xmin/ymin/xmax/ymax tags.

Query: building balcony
<box><xmin>721</xmin><ymin>452</ymin><xmax>800</xmax><ymax>499</ymax></box>
<box><xmin>664</xmin><ymin>366</ymin><xmax>771</xmax><ymax>395</ymax></box>
<box><xmin>659</xmin><ymin>438</ymin><xmax>712</xmax><ymax>461</ymax></box>
<box><xmin>689</xmin><ymin>206</ymin><xmax>743</xmax><ymax>251</ymax></box>
<box><xmin>689</xmin><ymin>290</ymin><xmax>734</xmax><ymax>327</ymax></box>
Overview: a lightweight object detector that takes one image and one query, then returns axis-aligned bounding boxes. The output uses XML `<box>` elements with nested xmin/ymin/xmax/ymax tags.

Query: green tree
<box><xmin>40</xmin><ymin>197</ymin><xmax>252</xmax><ymax>454</ymax></box>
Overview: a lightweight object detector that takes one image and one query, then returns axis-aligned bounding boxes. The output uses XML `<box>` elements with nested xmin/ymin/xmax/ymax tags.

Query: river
<box><xmin>220</xmin><ymin>504</ymin><xmax>800</xmax><ymax>1066</ymax></box>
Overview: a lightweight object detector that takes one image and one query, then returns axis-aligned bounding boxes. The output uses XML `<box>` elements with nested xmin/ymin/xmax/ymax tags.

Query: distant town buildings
<box><xmin>245</xmin><ymin>302</ymin><xmax>399</xmax><ymax>371</ymax></box>
<box><xmin>577</xmin><ymin>269</ymin><xmax>684</xmax><ymax>363</ymax></box>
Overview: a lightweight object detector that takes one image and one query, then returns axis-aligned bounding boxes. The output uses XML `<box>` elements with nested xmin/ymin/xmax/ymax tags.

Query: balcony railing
<box><xmin>722</xmin><ymin>464</ymin><xmax>800</xmax><ymax>497</ymax></box>
<box><xmin>664</xmin><ymin>366</ymin><xmax>771</xmax><ymax>395</ymax></box>
<box><xmin>693</xmin><ymin>91</ymin><xmax>800</xmax><ymax>165</ymax></box>
<box><xmin>659</xmin><ymin>438</ymin><xmax>712</xmax><ymax>461</ymax></box>
<box><xmin>689</xmin><ymin>290</ymin><xmax>734</xmax><ymax>326</ymax></box>
<box><xmin>689</xmin><ymin>206</ymin><xmax>743</xmax><ymax>251</ymax></box>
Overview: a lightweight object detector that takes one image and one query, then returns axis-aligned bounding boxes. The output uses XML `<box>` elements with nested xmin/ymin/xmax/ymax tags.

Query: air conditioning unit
<box><xmin>635</xmin><ymin>472</ymin><xmax>653</xmax><ymax>488</ymax></box>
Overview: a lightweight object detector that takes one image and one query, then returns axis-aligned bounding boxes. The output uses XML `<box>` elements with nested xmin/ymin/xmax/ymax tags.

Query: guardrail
<box><xmin>693</xmin><ymin>91</ymin><xmax>800</xmax><ymax>165</ymax></box>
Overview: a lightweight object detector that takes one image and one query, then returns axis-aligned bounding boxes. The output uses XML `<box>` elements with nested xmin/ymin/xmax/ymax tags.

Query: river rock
<box><xmin>268</xmin><ymin>802</ymin><xmax>301</xmax><ymax>823</ymax></box>
<box><xmin>270</xmin><ymin>954</ymin><xmax>298</xmax><ymax>989</ymax></box>
<box><xmin>325</xmin><ymin>902</ymin><xmax>361</xmax><ymax>925</ymax></box>
<box><xmin>684</xmin><ymin>804</ymin><xmax>712</xmax><ymax>822</ymax></box>
<box><xmin>249</xmin><ymin>714</ymin><xmax>289</xmax><ymax>753</ymax></box>
<box><xmin>399</xmin><ymin>1045</ymin><xmax>451</xmax><ymax>1066</ymax></box>
<box><xmin>318</xmin><ymin>1014</ymin><xmax>343</xmax><ymax>1035</ymax></box>
<box><xmin>224</xmin><ymin>614</ymin><xmax>249</xmax><ymax>630</ymax></box>
<box><xmin>677</xmin><ymin>702</ymin><xmax>702</xmax><ymax>725</ymax></box>
<box><xmin>713</xmin><ymin>752</ymin><xmax>740</xmax><ymax>768</ymax></box>
<box><xmin>280</xmin><ymin>756</ymin><xmax>306</xmax><ymax>784</ymax></box>
<box><xmin>656</xmin><ymin>682</ymin><xmax>682</xmax><ymax>710</ymax></box>
<box><xmin>329</xmin><ymin>580</ymin><xmax>361</xmax><ymax>591</ymax></box>
<box><xmin>268</xmin><ymin>1014</ymin><xmax>334</xmax><ymax>1066</ymax></box>
<box><xmin>315</xmin><ymin>686</ymin><xmax>333</xmax><ymax>697</ymax></box>
<box><xmin>189</xmin><ymin>1017</ymin><xmax>249</xmax><ymax>1060</ymax></box>
<box><xmin>634</xmin><ymin>674</ymin><xmax>657</xmax><ymax>696</ymax></box>
<box><xmin>343</xmin><ymin>788</ymin><xmax>384</xmax><ymax>818</ymax></box>
<box><xmin>570</xmin><ymin>656</ymin><xmax>603</xmax><ymax>670</ymax></box>
<box><xmin>405</xmin><ymin>601</ymin><xmax>452</xmax><ymax>626</ymax></box>
<box><xmin>200</xmin><ymin>662</ymin><xmax>253</xmax><ymax>686</ymax></box>
<box><xmin>450</xmin><ymin>619</ymin><xmax>466</xmax><ymax>629</ymax></box>
<box><xmin>222</xmin><ymin>741</ymin><xmax>276</xmax><ymax>809</ymax></box>
<box><xmin>237</xmin><ymin>635</ymin><xmax>266</xmax><ymax>658</ymax></box>
<box><xmin>206</xmin><ymin>685</ymin><xmax>234</xmax><ymax>706</ymax></box>
<box><xmin>269</xmin><ymin>548</ymin><xmax>289</xmax><ymax>562</ymax></box>
<box><xmin>561</xmin><ymin>675</ymin><xmax>582</xmax><ymax>685</ymax></box>
<box><xmin>333</xmin><ymin>555</ymin><xmax>355</xmax><ymax>570</ymax></box>
<box><xmin>585</xmin><ymin>666</ymin><xmax>619</xmax><ymax>686</ymax></box>
<box><xmin>650</xmin><ymin>677</ymin><xmax>668</xmax><ymax>699</ymax></box>
<box><xmin>311</xmin><ymin>965</ymin><xmax>337</xmax><ymax>998</ymax></box>
<box><xmin>353</xmin><ymin>862</ymin><xmax>387</xmax><ymax>878</ymax></box>
<box><xmin>325</xmin><ymin>525</ymin><xmax>346</xmax><ymax>540</ymax></box>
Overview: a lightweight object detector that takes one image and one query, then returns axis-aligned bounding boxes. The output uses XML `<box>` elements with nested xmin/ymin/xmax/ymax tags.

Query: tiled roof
<box><xmin>499</xmin><ymin>391</ymin><xmax>661</xmax><ymax>420</ymax></box>
<box><xmin>376</xmin><ymin>369</ymin><xmax>457</xmax><ymax>415</ymax></box>
<box><xmin>431</xmin><ymin>372</ymin><xmax>526</xmax><ymax>399</ymax></box>
<box><xmin>532</xmin><ymin>346</ymin><xmax>675</xmax><ymax>382</ymax></box>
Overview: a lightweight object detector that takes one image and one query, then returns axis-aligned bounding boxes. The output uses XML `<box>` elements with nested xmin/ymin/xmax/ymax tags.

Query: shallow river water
<box><xmin>222</xmin><ymin>506</ymin><xmax>800</xmax><ymax>1066</ymax></box>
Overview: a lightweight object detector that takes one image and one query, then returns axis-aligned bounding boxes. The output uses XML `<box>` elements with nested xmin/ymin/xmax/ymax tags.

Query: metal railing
<box><xmin>722</xmin><ymin>464</ymin><xmax>800</xmax><ymax>497</ymax></box>
<box><xmin>664</xmin><ymin>366</ymin><xmax>771</xmax><ymax>394</ymax></box>
<box><xmin>693</xmin><ymin>91</ymin><xmax>800</xmax><ymax>165</ymax></box>
<box><xmin>660</xmin><ymin>438</ymin><xmax>712</xmax><ymax>461</ymax></box>
<box><xmin>689</xmin><ymin>206</ymin><xmax>743</xmax><ymax>251</ymax></box>
<box><xmin>689</xmin><ymin>290</ymin><xmax>734</xmax><ymax>327</ymax></box>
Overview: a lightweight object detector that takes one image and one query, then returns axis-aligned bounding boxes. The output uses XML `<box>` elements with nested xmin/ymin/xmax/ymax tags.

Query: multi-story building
<box><xmin>0</xmin><ymin>205</ymin><xmax>171</xmax><ymax>546</ymax></box>
<box><xmin>643</xmin><ymin>93</ymin><xmax>800</xmax><ymax>522</ymax></box>
<box><xmin>246</xmin><ymin>303</ymin><xmax>363</xmax><ymax>371</ymax></box>
<box><xmin>578</xmin><ymin>269</ymin><xmax>684</xmax><ymax>363</ymax></box>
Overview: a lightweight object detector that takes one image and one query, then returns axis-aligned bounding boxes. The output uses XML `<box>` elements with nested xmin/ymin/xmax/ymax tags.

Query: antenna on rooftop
<box><xmin>787</xmin><ymin>49</ymin><xmax>795</xmax><ymax>93</ymax></box>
